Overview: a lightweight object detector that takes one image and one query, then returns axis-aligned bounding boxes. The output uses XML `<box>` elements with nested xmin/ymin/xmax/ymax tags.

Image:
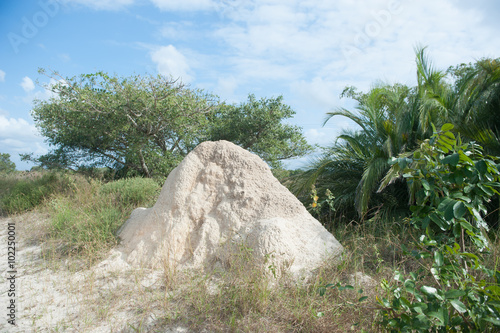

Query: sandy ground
<box><xmin>0</xmin><ymin>214</ymin><xmax>190</xmax><ymax>333</ymax></box>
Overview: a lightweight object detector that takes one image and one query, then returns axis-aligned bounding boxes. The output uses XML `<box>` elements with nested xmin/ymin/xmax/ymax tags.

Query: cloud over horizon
<box><xmin>0</xmin><ymin>115</ymin><xmax>47</xmax><ymax>156</ymax></box>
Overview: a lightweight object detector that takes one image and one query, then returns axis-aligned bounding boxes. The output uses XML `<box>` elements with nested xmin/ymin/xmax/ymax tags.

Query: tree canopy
<box><xmin>30</xmin><ymin>70</ymin><xmax>311</xmax><ymax>178</ymax></box>
<box><xmin>0</xmin><ymin>153</ymin><xmax>16</xmax><ymax>174</ymax></box>
<box><xmin>292</xmin><ymin>47</ymin><xmax>500</xmax><ymax>222</ymax></box>
<box><xmin>209</xmin><ymin>94</ymin><xmax>311</xmax><ymax>168</ymax></box>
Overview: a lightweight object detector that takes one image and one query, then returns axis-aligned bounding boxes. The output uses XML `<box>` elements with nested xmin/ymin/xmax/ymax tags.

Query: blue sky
<box><xmin>1</xmin><ymin>0</ymin><xmax>499</xmax><ymax>170</ymax></box>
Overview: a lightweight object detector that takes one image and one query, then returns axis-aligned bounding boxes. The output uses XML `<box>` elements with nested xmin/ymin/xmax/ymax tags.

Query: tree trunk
<box><xmin>138</xmin><ymin>149</ymin><xmax>151</xmax><ymax>177</ymax></box>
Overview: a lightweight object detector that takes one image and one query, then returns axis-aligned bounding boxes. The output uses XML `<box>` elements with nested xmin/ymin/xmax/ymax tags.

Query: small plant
<box><xmin>309</xmin><ymin>185</ymin><xmax>336</xmax><ymax>221</ymax></box>
<box><xmin>377</xmin><ymin>124</ymin><xmax>500</xmax><ymax>332</ymax></box>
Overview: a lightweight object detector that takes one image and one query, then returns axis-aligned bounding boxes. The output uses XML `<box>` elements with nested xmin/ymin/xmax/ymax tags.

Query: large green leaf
<box><xmin>438</xmin><ymin>197</ymin><xmax>454</xmax><ymax>212</ymax></box>
<box><xmin>475</xmin><ymin>160</ymin><xmax>488</xmax><ymax>174</ymax></box>
<box><xmin>428</xmin><ymin>309</ymin><xmax>446</xmax><ymax>325</ymax></box>
<box><xmin>450</xmin><ymin>299</ymin><xmax>467</xmax><ymax>313</ymax></box>
<box><xmin>434</xmin><ymin>251</ymin><xmax>444</xmax><ymax>267</ymax></box>
<box><xmin>438</xmin><ymin>198</ymin><xmax>457</xmax><ymax>221</ymax></box>
<box><xmin>442</xmin><ymin>153</ymin><xmax>460</xmax><ymax>166</ymax></box>
<box><xmin>421</xmin><ymin>286</ymin><xmax>438</xmax><ymax>297</ymax></box>
<box><xmin>444</xmin><ymin>290</ymin><xmax>466</xmax><ymax>299</ymax></box>
<box><xmin>441</xmin><ymin>123</ymin><xmax>454</xmax><ymax>132</ymax></box>
<box><xmin>453</xmin><ymin>201</ymin><xmax>466</xmax><ymax>218</ymax></box>
<box><xmin>430</xmin><ymin>213</ymin><xmax>448</xmax><ymax>230</ymax></box>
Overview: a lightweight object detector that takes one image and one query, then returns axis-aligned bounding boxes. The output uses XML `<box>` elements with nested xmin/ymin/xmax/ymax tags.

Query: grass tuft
<box><xmin>99</xmin><ymin>177</ymin><xmax>160</xmax><ymax>206</ymax></box>
<box><xmin>0</xmin><ymin>171</ymin><xmax>74</xmax><ymax>215</ymax></box>
<box><xmin>45</xmin><ymin>177</ymin><xmax>160</xmax><ymax>260</ymax></box>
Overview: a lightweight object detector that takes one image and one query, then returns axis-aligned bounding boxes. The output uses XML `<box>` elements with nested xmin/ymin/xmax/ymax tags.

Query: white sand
<box><xmin>0</xmin><ymin>216</ymin><xmax>183</xmax><ymax>332</ymax></box>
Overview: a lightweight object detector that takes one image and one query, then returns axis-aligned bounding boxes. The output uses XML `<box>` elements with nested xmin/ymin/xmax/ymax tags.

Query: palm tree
<box><xmin>292</xmin><ymin>82</ymin><xmax>420</xmax><ymax>219</ymax></box>
<box><xmin>293</xmin><ymin>47</ymin><xmax>500</xmax><ymax>223</ymax></box>
<box><xmin>449</xmin><ymin>58</ymin><xmax>500</xmax><ymax>155</ymax></box>
<box><xmin>380</xmin><ymin>53</ymin><xmax>500</xmax><ymax>226</ymax></box>
<box><xmin>293</xmin><ymin>47</ymin><xmax>453</xmax><ymax>219</ymax></box>
<box><xmin>414</xmin><ymin>47</ymin><xmax>454</xmax><ymax>134</ymax></box>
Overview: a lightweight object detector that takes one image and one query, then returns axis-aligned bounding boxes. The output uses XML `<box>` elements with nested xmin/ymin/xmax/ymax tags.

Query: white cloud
<box><xmin>175</xmin><ymin>0</ymin><xmax>500</xmax><ymax>154</ymax></box>
<box><xmin>160</xmin><ymin>22</ymin><xmax>195</xmax><ymax>40</ymax></box>
<box><xmin>62</xmin><ymin>0</ymin><xmax>134</xmax><ymax>10</ymax></box>
<box><xmin>290</xmin><ymin>77</ymin><xmax>347</xmax><ymax>111</ymax></box>
<box><xmin>0</xmin><ymin>116</ymin><xmax>39</xmax><ymax>140</ymax></box>
<box><xmin>232</xmin><ymin>57</ymin><xmax>297</xmax><ymax>81</ymax></box>
<box><xmin>150</xmin><ymin>0</ymin><xmax>215</xmax><ymax>11</ymax></box>
<box><xmin>212</xmin><ymin>1</ymin><xmax>408</xmax><ymax>88</ymax></box>
<box><xmin>0</xmin><ymin>115</ymin><xmax>48</xmax><ymax>170</ymax></box>
<box><xmin>0</xmin><ymin>115</ymin><xmax>46</xmax><ymax>154</ymax></box>
<box><xmin>151</xmin><ymin>45</ymin><xmax>193</xmax><ymax>83</ymax></box>
<box><xmin>304</xmin><ymin>128</ymin><xmax>330</xmax><ymax>146</ymax></box>
<box><xmin>334</xmin><ymin>0</ymin><xmax>497</xmax><ymax>85</ymax></box>
<box><xmin>212</xmin><ymin>0</ymin><xmax>500</xmax><ymax>92</ymax></box>
<box><xmin>0</xmin><ymin>70</ymin><xmax>5</xmax><ymax>82</ymax></box>
<box><xmin>214</xmin><ymin>76</ymin><xmax>239</xmax><ymax>100</ymax></box>
<box><xmin>20</xmin><ymin>76</ymin><xmax>35</xmax><ymax>92</ymax></box>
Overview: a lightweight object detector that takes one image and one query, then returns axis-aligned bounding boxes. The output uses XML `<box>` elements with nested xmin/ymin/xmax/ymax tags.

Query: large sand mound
<box><xmin>117</xmin><ymin>140</ymin><xmax>343</xmax><ymax>276</ymax></box>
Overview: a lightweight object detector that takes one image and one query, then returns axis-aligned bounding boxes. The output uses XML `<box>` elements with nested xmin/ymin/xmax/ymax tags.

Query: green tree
<box><xmin>30</xmin><ymin>70</ymin><xmax>311</xmax><ymax>177</ymax></box>
<box><xmin>447</xmin><ymin>58</ymin><xmax>500</xmax><ymax>156</ymax></box>
<box><xmin>0</xmin><ymin>153</ymin><xmax>16</xmax><ymax>174</ymax></box>
<box><xmin>292</xmin><ymin>81</ymin><xmax>424</xmax><ymax>219</ymax></box>
<box><xmin>209</xmin><ymin>94</ymin><xmax>312</xmax><ymax>168</ymax></box>
<box><xmin>31</xmin><ymin>70</ymin><xmax>217</xmax><ymax>178</ymax></box>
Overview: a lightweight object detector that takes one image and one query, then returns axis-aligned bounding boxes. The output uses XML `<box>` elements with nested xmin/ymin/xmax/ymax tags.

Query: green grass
<box><xmin>0</xmin><ymin>171</ymin><xmax>74</xmax><ymax>215</ymax></box>
<box><xmin>46</xmin><ymin>176</ymin><xmax>160</xmax><ymax>259</ymax></box>
<box><xmin>1</xmin><ymin>172</ymin><xmax>160</xmax><ymax>260</ymax></box>
<box><xmin>99</xmin><ymin>177</ymin><xmax>160</xmax><ymax>206</ymax></box>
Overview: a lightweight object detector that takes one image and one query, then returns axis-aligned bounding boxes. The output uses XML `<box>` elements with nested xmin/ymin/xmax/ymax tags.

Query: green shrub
<box><xmin>47</xmin><ymin>177</ymin><xmax>160</xmax><ymax>259</ymax></box>
<box><xmin>378</xmin><ymin>124</ymin><xmax>500</xmax><ymax>332</ymax></box>
<box><xmin>0</xmin><ymin>172</ymin><xmax>73</xmax><ymax>214</ymax></box>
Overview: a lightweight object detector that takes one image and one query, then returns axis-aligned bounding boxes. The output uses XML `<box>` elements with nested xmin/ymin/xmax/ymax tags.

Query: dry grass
<box><xmin>7</xmin><ymin>172</ymin><xmax>500</xmax><ymax>332</ymax></box>
<box><xmin>146</xmin><ymin>235</ymin><xmax>389</xmax><ymax>333</ymax></box>
<box><xmin>14</xmin><ymin>208</ymin><xmax>390</xmax><ymax>332</ymax></box>
<box><xmin>15</xmin><ymin>211</ymin><xmax>500</xmax><ymax>332</ymax></box>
